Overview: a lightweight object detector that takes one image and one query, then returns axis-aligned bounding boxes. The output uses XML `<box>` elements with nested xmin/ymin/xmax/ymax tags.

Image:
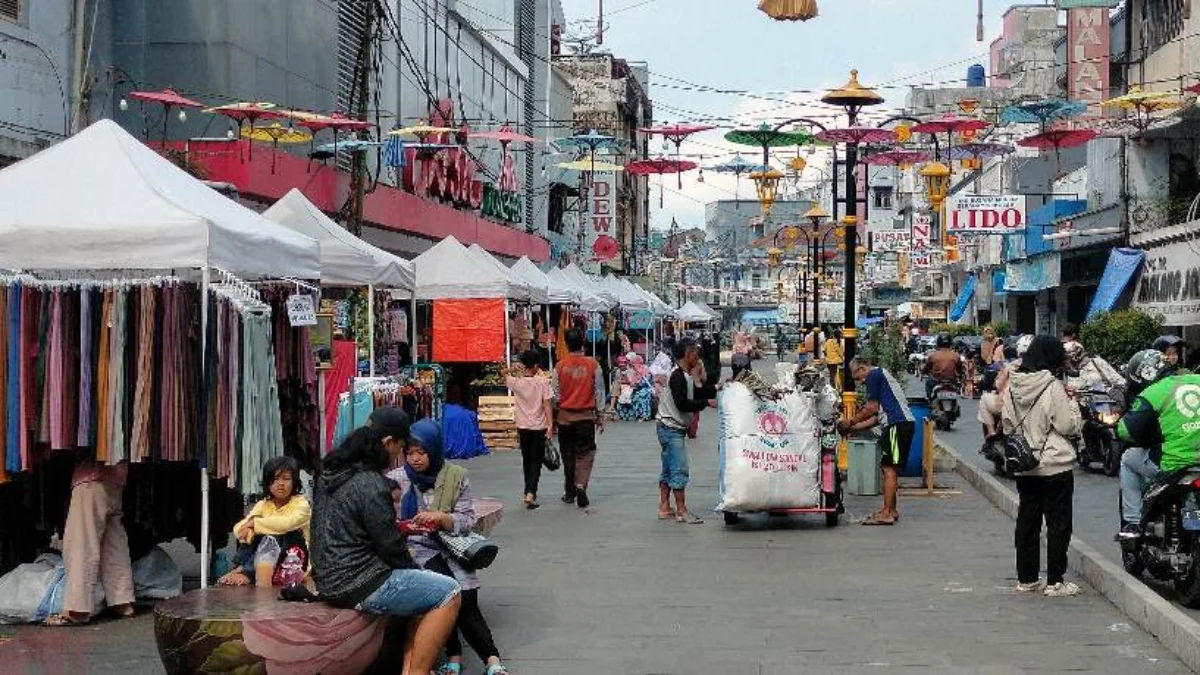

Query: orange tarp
<box><xmin>432</xmin><ymin>299</ymin><xmax>506</xmax><ymax>363</ymax></box>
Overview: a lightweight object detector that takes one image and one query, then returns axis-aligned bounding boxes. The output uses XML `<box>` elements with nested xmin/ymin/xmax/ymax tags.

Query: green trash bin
<box><xmin>846</xmin><ymin>437</ymin><xmax>881</xmax><ymax>496</ymax></box>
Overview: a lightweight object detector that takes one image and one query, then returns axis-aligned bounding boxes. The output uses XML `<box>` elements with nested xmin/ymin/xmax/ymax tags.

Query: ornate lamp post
<box><xmin>919</xmin><ymin>160</ymin><xmax>952</xmax><ymax>250</ymax></box>
<box><xmin>758</xmin><ymin>0</ymin><xmax>819</xmax><ymax>21</ymax></box>
<box><xmin>750</xmin><ymin>167</ymin><xmax>785</xmax><ymax>217</ymax></box>
<box><xmin>803</xmin><ymin>204</ymin><xmax>828</xmax><ymax>330</ymax></box>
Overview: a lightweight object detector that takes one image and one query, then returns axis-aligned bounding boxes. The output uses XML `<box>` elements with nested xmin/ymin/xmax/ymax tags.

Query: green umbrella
<box><xmin>724</xmin><ymin>123</ymin><xmax>814</xmax><ymax>165</ymax></box>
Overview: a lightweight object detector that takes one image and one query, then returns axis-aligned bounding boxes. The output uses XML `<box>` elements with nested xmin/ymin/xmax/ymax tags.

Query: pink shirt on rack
<box><xmin>505</xmin><ymin>374</ymin><xmax>552</xmax><ymax>431</ymax></box>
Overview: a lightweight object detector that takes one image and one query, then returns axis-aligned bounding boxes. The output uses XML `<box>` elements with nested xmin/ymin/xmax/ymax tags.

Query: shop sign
<box><xmin>1067</xmin><ymin>7</ymin><xmax>1110</xmax><ymax>114</ymax></box>
<box><xmin>871</xmin><ymin>229</ymin><xmax>910</xmax><ymax>251</ymax></box>
<box><xmin>1134</xmin><ymin>241</ymin><xmax>1200</xmax><ymax>326</ymax></box>
<box><xmin>587</xmin><ymin>173</ymin><xmax>619</xmax><ymax>268</ymax></box>
<box><xmin>1005</xmin><ymin>253</ymin><xmax>1061</xmax><ymax>292</ymax></box>
<box><xmin>480</xmin><ymin>144</ymin><xmax>524</xmax><ymax>224</ymax></box>
<box><xmin>286</xmin><ymin>294</ymin><xmax>317</xmax><ymax>327</ymax></box>
<box><xmin>911</xmin><ymin>212</ymin><xmax>932</xmax><ymax>248</ymax></box>
<box><xmin>946</xmin><ymin>195</ymin><xmax>1027</xmax><ymax>233</ymax></box>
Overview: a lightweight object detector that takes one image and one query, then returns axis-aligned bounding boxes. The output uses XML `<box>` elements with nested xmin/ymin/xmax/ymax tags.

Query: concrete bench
<box><xmin>154</xmin><ymin>498</ymin><xmax>503</xmax><ymax>674</ymax></box>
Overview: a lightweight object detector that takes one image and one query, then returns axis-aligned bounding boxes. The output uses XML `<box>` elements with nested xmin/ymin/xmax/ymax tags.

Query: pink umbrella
<box><xmin>641</xmin><ymin>123</ymin><xmax>714</xmax><ymax>187</ymax></box>
<box><xmin>128</xmin><ymin>88</ymin><xmax>204</xmax><ymax>143</ymax></box>
<box><xmin>912</xmin><ymin>112</ymin><xmax>991</xmax><ymax>165</ymax></box>
<box><xmin>1018</xmin><ymin>125</ymin><xmax>1098</xmax><ymax>178</ymax></box>
<box><xmin>861</xmin><ymin>149</ymin><xmax>932</xmax><ymax>166</ymax></box>
<box><xmin>626</xmin><ymin>158</ymin><xmax>698</xmax><ymax>207</ymax></box>
<box><xmin>281</xmin><ymin>111</ymin><xmax>375</xmax><ymax>170</ymax></box>
<box><xmin>815</xmin><ymin>126</ymin><xmax>895</xmax><ymax>145</ymax></box>
<box><xmin>204</xmin><ymin>102</ymin><xmax>282</xmax><ymax>159</ymax></box>
<box><xmin>469</xmin><ymin>126</ymin><xmax>542</xmax><ymax>146</ymax></box>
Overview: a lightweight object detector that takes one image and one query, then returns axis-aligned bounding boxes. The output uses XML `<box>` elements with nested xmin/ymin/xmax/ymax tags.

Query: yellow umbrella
<box><xmin>388</xmin><ymin>123</ymin><xmax>457</xmax><ymax>142</ymax></box>
<box><xmin>241</xmin><ymin>123</ymin><xmax>313</xmax><ymax>173</ymax></box>
<box><xmin>1103</xmin><ymin>86</ymin><xmax>1184</xmax><ymax>115</ymax></box>
<box><xmin>556</xmin><ymin>155</ymin><xmax>624</xmax><ymax>172</ymax></box>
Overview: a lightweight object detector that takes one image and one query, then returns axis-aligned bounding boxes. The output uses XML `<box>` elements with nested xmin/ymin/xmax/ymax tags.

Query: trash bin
<box><xmin>905</xmin><ymin>397</ymin><xmax>931</xmax><ymax>478</ymax></box>
<box><xmin>846</xmin><ymin>438</ymin><xmax>881</xmax><ymax>496</ymax></box>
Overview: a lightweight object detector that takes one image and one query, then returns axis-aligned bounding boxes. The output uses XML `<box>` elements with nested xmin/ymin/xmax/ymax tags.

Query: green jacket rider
<box><xmin>1117</xmin><ymin>373</ymin><xmax>1200</xmax><ymax>473</ymax></box>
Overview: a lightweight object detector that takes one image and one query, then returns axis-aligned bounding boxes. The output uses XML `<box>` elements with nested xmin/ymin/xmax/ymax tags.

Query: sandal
<box><xmin>861</xmin><ymin>514</ymin><xmax>895</xmax><ymax>526</ymax></box>
<box><xmin>437</xmin><ymin>664</ymin><xmax>462</xmax><ymax>675</ymax></box>
<box><xmin>113</xmin><ymin>604</ymin><xmax>136</xmax><ymax>619</ymax></box>
<box><xmin>658</xmin><ymin>509</ymin><xmax>676</xmax><ymax>520</ymax></box>
<box><xmin>485</xmin><ymin>663</ymin><xmax>509</xmax><ymax>675</ymax></box>
<box><xmin>44</xmin><ymin>613</ymin><xmax>89</xmax><ymax>627</ymax></box>
<box><xmin>676</xmin><ymin>511</ymin><xmax>704</xmax><ymax>524</ymax></box>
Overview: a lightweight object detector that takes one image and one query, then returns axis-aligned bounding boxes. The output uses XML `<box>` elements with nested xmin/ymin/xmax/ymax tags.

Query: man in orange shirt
<box><xmin>553</xmin><ymin>328</ymin><xmax>606</xmax><ymax>508</ymax></box>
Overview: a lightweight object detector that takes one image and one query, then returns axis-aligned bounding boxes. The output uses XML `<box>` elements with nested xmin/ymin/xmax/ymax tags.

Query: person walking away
<box><xmin>388</xmin><ymin>421</ymin><xmax>509</xmax><ymax>675</ymax></box>
<box><xmin>553</xmin><ymin>328</ymin><xmax>605</xmax><ymax>508</ymax></box>
<box><xmin>824</xmin><ymin>329</ymin><xmax>845</xmax><ymax>387</ymax></box>
<box><xmin>1002</xmin><ymin>336</ymin><xmax>1083</xmax><ymax>597</ymax></box>
<box><xmin>311</xmin><ymin>407</ymin><xmax>461</xmax><ymax>675</ymax></box>
<box><xmin>842</xmin><ymin>357</ymin><xmax>916</xmax><ymax>526</ymax></box>
<box><xmin>46</xmin><ymin>460</ymin><xmax>135</xmax><ymax>626</ymax></box>
<box><xmin>219</xmin><ymin>456</ymin><xmax>312</xmax><ymax>587</ymax></box>
<box><xmin>922</xmin><ymin>333</ymin><xmax>963</xmax><ymax>399</ymax></box>
<box><xmin>505</xmin><ymin>350</ymin><xmax>554</xmax><ymax>510</ymax></box>
<box><xmin>656</xmin><ymin>337</ymin><xmax>717</xmax><ymax>524</ymax></box>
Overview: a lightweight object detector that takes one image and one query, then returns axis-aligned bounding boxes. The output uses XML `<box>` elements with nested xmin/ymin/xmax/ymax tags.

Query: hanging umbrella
<box><xmin>553</xmin><ymin>129</ymin><xmax>620</xmax><ymax>154</ymax></box>
<box><xmin>626</xmin><ymin>158</ymin><xmax>698</xmax><ymax>207</ymax></box>
<box><xmin>912</xmin><ymin>112</ymin><xmax>990</xmax><ymax>165</ymax></box>
<box><xmin>861</xmin><ymin>149</ymin><xmax>932</xmax><ymax>167</ymax></box>
<box><xmin>556</xmin><ymin>155</ymin><xmax>624</xmax><ymax>172</ymax></box>
<box><xmin>315</xmin><ymin>139</ymin><xmax>382</xmax><ymax>153</ymax></box>
<box><xmin>815</xmin><ymin>126</ymin><xmax>894</xmax><ymax>145</ymax></box>
<box><xmin>1000</xmin><ymin>98</ymin><xmax>1087</xmax><ymax>130</ymax></box>
<box><xmin>128</xmin><ymin>88</ymin><xmax>205</xmax><ymax>143</ymax></box>
<box><xmin>205</xmin><ymin>102</ymin><xmax>281</xmax><ymax>159</ymax></box>
<box><xmin>641</xmin><ymin>123</ymin><xmax>714</xmax><ymax>187</ymax></box>
<box><xmin>389</xmin><ymin>123</ymin><xmax>457</xmax><ymax>144</ymax></box>
<box><xmin>286</xmin><ymin>110</ymin><xmax>374</xmax><ymax>157</ymax></box>
<box><xmin>707</xmin><ymin>153</ymin><xmax>768</xmax><ymax>207</ymax></box>
<box><xmin>1103</xmin><ymin>86</ymin><xmax>1186</xmax><ymax>134</ymax></box>
<box><xmin>242</xmin><ymin>122</ymin><xmax>313</xmax><ymax>173</ymax></box>
<box><xmin>758</xmin><ymin>0</ymin><xmax>818</xmax><ymax>21</ymax></box>
<box><xmin>470</xmin><ymin>126</ymin><xmax>542</xmax><ymax>146</ymax></box>
<box><xmin>1018</xmin><ymin>125</ymin><xmax>1097</xmax><ymax>178</ymax></box>
<box><xmin>726</xmin><ymin>123</ymin><xmax>812</xmax><ymax>165</ymax></box>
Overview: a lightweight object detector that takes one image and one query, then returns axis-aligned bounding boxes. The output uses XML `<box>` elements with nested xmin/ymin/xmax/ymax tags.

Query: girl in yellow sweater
<box><xmin>218</xmin><ymin>456</ymin><xmax>312</xmax><ymax>587</ymax></box>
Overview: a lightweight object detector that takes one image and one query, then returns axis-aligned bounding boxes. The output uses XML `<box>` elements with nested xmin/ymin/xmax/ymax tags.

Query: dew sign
<box><xmin>946</xmin><ymin>195</ymin><xmax>1027</xmax><ymax>233</ymax></box>
<box><xmin>1134</xmin><ymin>241</ymin><xmax>1200</xmax><ymax>326</ymax></box>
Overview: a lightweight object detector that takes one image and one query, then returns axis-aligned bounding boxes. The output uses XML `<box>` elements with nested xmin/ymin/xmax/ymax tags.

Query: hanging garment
<box><xmin>6</xmin><ymin>283</ymin><xmax>20</xmax><ymax>474</ymax></box>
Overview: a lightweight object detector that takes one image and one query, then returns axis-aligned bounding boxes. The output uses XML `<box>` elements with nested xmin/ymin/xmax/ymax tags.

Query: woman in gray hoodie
<box><xmin>1001</xmin><ymin>336</ymin><xmax>1083</xmax><ymax>597</ymax></box>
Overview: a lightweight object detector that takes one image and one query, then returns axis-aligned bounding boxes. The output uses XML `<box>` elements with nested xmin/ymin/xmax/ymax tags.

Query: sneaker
<box><xmin>1044</xmin><ymin>581</ymin><xmax>1082</xmax><ymax>597</ymax></box>
<box><xmin>1015</xmin><ymin>580</ymin><xmax>1044</xmax><ymax>593</ymax></box>
<box><xmin>576</xmin><ymin>487</ymin><xmax>589</xmax><ymax>509</ymax></box>
<box><xmin>1116</xmin><ymin>523</ymin><xmax>1142</xmax><ymax>541</ymax></box>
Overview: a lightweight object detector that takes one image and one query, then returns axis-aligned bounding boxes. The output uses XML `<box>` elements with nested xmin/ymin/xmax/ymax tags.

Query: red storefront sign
<box><xmin>946</xmin><ymin>195</ymin><xmax>1028</xmax><ymax>233</ymax></box>
<box><xmin>1067</xmin><ymin>7</ymin><xmax>1110</xmax><ymax>114</ymax></box>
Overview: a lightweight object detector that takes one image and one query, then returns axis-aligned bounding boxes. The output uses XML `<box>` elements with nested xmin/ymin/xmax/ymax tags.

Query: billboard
<box><xmin>871</xmin><ymin>229</ymin><xmax>910</xmax><ymax>252</ymax></box>
<box><xmin>1067</xmin><ymin>6</ymin><xmax>1111</xmax><ymax>115</ymax></box>
<box><xmin>946</xmin><ymin>195</ymin><xmax>1028</xmax><ymax>233</ymax></box>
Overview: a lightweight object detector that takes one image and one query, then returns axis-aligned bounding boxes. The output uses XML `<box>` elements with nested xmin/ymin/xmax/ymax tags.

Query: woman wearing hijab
<box><xmin>388</xmin><ymin>420</ymin><xmax>508</xmax><ymax>675</ymax></box>
<box><xmin>615</xmin><ymin>353</ymin><xmax>655</xmax><ymax>422</ymax></box>
<box><xmin>1001</xmin><ymin>336</ymin><xmax>1083</xmax><ymax>598</ymax></box>
<box><xmin>311</xmin><ymin>408</ymin><xmax>461</xmax><ymax>675</ymax></box>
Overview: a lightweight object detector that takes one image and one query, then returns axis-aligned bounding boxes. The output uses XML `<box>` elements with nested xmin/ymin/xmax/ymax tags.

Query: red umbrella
<box><xmin>911</xmin><ymin>112</ymin><xmax>990</xmax><ymax>136</ymax></box>
<box><xmin>280</xmin><ymin>110</ymin><xmax>375</xmax><ymax>169</ymax></box>
<box><xmin>204</xmin><ymin>102</ymin><xmax>282</xmax><ymax>159</ymax></box>
<box><xmin>641</xmin><ymin>123</ymin><xmax>714</xmax><ymax>187</ymax></box>
<box><xmin>626</xmin><ymin>158</ymin><xmax>698</xmax><ymax>207</ymax></box>
<box><xmin>815</xmin><ymin>126</ymin><xmax>894</xmax><ymax>145</ymax></box>
<box><xmin>469</xmin><ymin>126</ymin><xmax>542</xmax><ymax>146</ymax></box>
<box><xmin>1018</xmin><ymin>126</ymin><xmax>1097</xmax><ymax>178</ymax></box>
<box><xmin>127</xmin><ymin>88</ymin><xmax>204</xmax><ymax>143</ymax></box>
<box><xmin>861</xmin><ymin>150</ymin><xmax>932</xmax><ymax>167</ymax></box>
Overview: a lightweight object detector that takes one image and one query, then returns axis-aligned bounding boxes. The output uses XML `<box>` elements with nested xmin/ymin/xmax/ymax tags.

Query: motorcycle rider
<box><xmin>922</xmin><ymin>333</ymin><xmax>963</xmax><ymax>400</ymax></box>
<box><xmin>1114</xmin><ymin>350</ymin><xmax>1200</xmax><ymax>539</ymax></box>
<box><xmin>1063</xmin><ymin>341</ymin><xmax>1126</xmax><ymax>400</ymax></box>
<box><xmin>1153</xmin><ymin>335</ymin><xmax>1192</xmax><ymax>376</ymax></box>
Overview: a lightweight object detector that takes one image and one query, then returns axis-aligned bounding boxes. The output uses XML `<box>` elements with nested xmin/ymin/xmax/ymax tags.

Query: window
<box><xmin>1</xmin><ymin>0</ymin><xmax>19</xmax><ymax>22</ymax></box>
<box><xmin>752</xmin><ymin>274</ymin><xmax>763</xmax><ymax>290</ymax></box>
<box><xmin>872</xmin><ymin>186</ymin><xmax>894</xmax><ymax>210</ymax></box>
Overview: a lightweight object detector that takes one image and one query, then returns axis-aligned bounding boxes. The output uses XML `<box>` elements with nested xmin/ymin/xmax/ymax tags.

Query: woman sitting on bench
<box><xmin>312</xmin><ymin>407</ymin><xmax>462</xmax><ymax>675</ymax></box>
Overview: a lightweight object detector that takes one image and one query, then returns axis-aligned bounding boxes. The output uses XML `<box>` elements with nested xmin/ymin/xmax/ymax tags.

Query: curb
<box><xmin>939</xmin><ymin>443</ymin><xmax>1200</xmax><ymax>673</ymax></box>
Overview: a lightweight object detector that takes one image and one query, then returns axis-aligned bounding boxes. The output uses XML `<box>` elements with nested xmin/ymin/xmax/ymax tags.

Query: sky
<box><xmin>558</xmin><ymin>0</ymin><xmax>1030</xmax><ymax>231</ymax></box>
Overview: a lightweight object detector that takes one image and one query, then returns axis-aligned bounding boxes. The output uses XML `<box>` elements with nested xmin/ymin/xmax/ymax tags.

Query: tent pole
<box><xmin>504</xmin><ymin>300</ymin><xmax>512</xmax><ymax>365</ymax></box>
<box><xmin>318</xmin><ymin>370</ymin><xmax>327</xmax><ymax>456</ymax></box>
<box><xmin>545</xmin><ymin>305</ymin><xmax>553</xmax><ymax>370</ymax></box>
<box><xmin>410</xmin><ymin>292</ymin><xmax>417</xmax><ymax>363</ymax></box>
<box><xmin>199</xmin><ymin>265</ymin><xmax>211</xmax><ymax>589</ymax></box>
<box><xmin>368</xmin><ymin>285</ymin><xmax>376</xmax><ymax>377</ymax></box>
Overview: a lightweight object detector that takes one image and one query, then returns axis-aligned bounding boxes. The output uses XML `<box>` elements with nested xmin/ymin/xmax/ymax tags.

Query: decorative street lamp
<box><xmin>920</xmin><ymin>160</ymin><xmax>952</xmax><ymax>250</ymax></box>
<box><xmin>759</xmin><ymin>0</ymin><xmax>819</xmax><ymax>21</ymax></box>
<box><xmin>804</xmin><ymin>204</ymin><xmax>829</xmax><ymax>329</ymax></box>
<box><xmin>750</xmin><ymin>167</ymin><xmax>785</xmax><ymax>217</ymax></box>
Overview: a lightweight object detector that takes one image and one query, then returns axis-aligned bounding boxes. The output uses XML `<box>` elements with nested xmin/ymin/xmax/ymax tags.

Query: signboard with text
<box><xmin>582</xmin><ymin>172</ymin><xmax>619</xmax><ymax>273</ymax></box>
<box><xmin>1067</xmin><ymin>7</ymin><xmax>1111</xmax><ymax>115</ymax></box>
<box><xmin>1134</xmin><ymin>241</ymin><xmax>1200</xmax><ymax>326</ymax></box>
<box><xmin>871</xmin><ymin>229</ymin><xmax>910</xmax><ymax>251</ymax></box>
<box><xmin>946</xmin><ymin>195</ymin><xmax>1028</xmax><ymax>233</ymax></box>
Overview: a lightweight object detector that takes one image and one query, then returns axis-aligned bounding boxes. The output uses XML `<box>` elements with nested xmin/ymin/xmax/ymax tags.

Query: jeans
<box><xmin>1015</xmin><ymin>471</ymin><xmax>1074</xmax><ymax>585</ymax></box>
<box><xmin>1120</xmin><ymin>447</ymin><xmax>1160</xmax><ymax>525</ymax></box>
<box><xmin>357</xmin><ymin>568</ymin><xmax>460</xmax><ymax>617</ymax></box>
<box><xmin>518</xmin><ymin>428</ymin><xmax>546</xmax><ymax>497</ymax></box>
<box><xmin>657</xmin><ymin>422</ymin><xmax>689</xmax><ymax>490</ymax></box>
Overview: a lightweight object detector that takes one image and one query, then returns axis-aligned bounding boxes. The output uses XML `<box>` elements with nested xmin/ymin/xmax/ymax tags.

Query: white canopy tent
<box><xmin>465</xmin><ymin>243</ymin><xmax>540</xmax><ymax>303</ymax></box>
<box><xmin>413</xmin><ymin>236</ymin><xmax>529</xmax><ymax>301</ymax></box>
<box><xmin>0</xmin><ymin>119</ymin><xmax>320</xmax><ymax>278</ymax></box>
<box><xmin>676</xmin><ymin>300</ymin><xmax>720</xmax><ymax>323</ymax></box>
<box><xmin>0</xmin><ymin>119</ymin><xmax>325</xmax><ymax>591</ymax></box>
<box><xmin>595</xmin><ymin>274</ymin><xmax>651</xmax><ymax>311</ymax></box>
<box><xmin>263</xmin><ymin>188</ymin><xmax>413</xmax><ymax>289</ymax></box>
<box><xmin>559</xmin><ymin>264</ymin><xmax>618</xmax><ymax>307</ymax></box>
<box><xmin>511</xmin><ymin>257</ymin><xmax>577</xmax><ymax>305</ymax></box>
<box><xmin>547</xmin><ymin>267</ymin><xmax>611</xmax><ymax>312</ymax></box>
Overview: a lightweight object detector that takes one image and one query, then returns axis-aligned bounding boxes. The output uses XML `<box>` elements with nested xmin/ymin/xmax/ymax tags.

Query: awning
<box><xmin>1086</xmin><ymin>248</ymin><xmax>1145</xmax><ymax>321</ymax></box>
<box><xmin>741</xmin><ymin>309</ymin><xmax>779</xmax><ymax>326</ymax></box>
<box><xmin>1005</xmin><ymin>253</ymin><xmax>1060</xmax><ymax>293</ymax></box>
<box><xmin>949</xmin><ymin>272</ymin><xmax>977</xmax><ymax>322</ymax></box>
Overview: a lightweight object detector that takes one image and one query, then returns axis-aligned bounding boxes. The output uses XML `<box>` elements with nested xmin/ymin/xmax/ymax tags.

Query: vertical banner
<box><xmin>911</xmin><ymin>211</ymin><xmax>933</xmax><ymax>268</ymax></box>
<box><xmin>1066</xmin><ymin>6</ymin><xmax>1111</xmax><ymax>116</ymax></box>
<box><xmin>584</xmin><ymin>172</ymin><xmax>619</xmax><ymax>273</ymax></box>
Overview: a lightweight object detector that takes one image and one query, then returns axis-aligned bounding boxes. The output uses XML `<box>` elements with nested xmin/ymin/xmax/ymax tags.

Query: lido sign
<box><xmin>945</xmin><ymin>195</ymin><xmax>1027</xmax><ymax>233</ymax></box>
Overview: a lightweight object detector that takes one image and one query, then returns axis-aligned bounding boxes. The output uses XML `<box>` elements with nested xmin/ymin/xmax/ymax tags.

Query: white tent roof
<box><xmin>546</xmin><ymin>267</ymin><xmax>611</xmax><ymax>312</ymax></box>
<box><xmin>414</xmin><ymin>236</ymin><xmax>526</xmax><ymax>300</ymax></box>
<box><xmin>263</xmin><ymin>189</ymin><xmax>413</xmax><ymax>289</ymax></box>
<box><xmin>560</xmin><ymin>264</ymin><xmax>618</xmax><ymax>306</ymax></box>
<box><xmin>676</xmin><ymin>300</ymin><xmax>720</xmax><ymax>323</ymax></box>
<box><xmin>511</xmin><ymin>257</ymin><xmax>576</xmax><ymax>304</ymax></box>
<box><xmin>595</xmin><ymin>274</ymin><xmax>651</xmax><ymax>310</ymax></box>
<box><xmin>465</xmin><ymin>244</ymin><xmax>539</xmax><ymax>303</ymax></box>
<box><xmin>622</xmin><ymin>279</ymin><xmax>673</xmax><ymax>317</ymax></box>
<box><xmin>0</xmin><ymin>119</ymin><xmax>320</xmax><ymax>278</ymax></box>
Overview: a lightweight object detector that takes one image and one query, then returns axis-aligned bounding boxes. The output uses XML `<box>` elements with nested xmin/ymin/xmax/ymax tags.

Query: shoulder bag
<box><xmin>1002</xmin><ymin>384</ymin><xmax>1053</xmax><ymax>474</ymax></box>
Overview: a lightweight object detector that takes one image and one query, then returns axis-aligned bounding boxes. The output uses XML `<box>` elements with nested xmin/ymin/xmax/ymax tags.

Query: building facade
<box><xmin>0</xmin><ymin>0</ymin><xmax>76</xmax><ymax>165</ymax></box>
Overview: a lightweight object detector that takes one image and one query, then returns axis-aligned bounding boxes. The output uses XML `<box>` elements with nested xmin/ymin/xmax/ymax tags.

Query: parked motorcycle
<box><xmin>1076</xmin><ymin>387</ymin><xmax>1123</xmax><ymax>476</ymax></box>
<box><xmin>1118</xmin><ymin>466</ymin><xmax>1200</xmax><ymax>608</ymax></box>
<box><xmin>928</xmin><ymin>381</ymin><xmax>960</xmax><ymax>431</ymax></box>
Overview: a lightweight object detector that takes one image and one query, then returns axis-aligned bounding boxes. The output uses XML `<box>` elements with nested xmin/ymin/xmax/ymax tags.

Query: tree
<box><xmin>864</xmin><ymin>322</ymin><xmax>909</xmax><ymax>385</ymax></box>
<box><xmin>1079</xmin><ymin>309</ymin><xmax>1163</xmax><ymax>367</ymax></box>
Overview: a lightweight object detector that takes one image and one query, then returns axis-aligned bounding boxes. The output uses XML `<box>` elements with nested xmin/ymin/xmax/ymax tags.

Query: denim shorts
<box><xmin>357</xmin><ymin>568</ymin><xmax>460</xmax><ymax>617</ymax></box>
<box><xmin>657</xmin><ymin>422</ymin><xmax>690</xmax><ymax>490</ymax></box>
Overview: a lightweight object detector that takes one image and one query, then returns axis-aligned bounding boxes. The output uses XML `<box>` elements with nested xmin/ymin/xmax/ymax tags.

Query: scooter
<box><xmin>1117</xmin><ymin>465</ymin><xmax>1200</xmax><ymax>608</ymax></box>
<box><xmin>907</xmin><ymin>351</ymin><xmax>927</xmax><ymax>375</ymax></box>
<box><xmin>928</xmin><ymin>381</ymin><xmax>961</xmax><ymax>431</ymax></box>
<box><xmin>1077</xmin><ymin>387</ymin><xmax>1123</xmax><ymax>476</ymax></box>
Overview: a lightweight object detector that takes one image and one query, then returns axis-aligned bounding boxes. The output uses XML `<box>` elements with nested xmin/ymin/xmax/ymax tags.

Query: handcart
<box><xmin>720</xmin><ymin>433</ymin><xmax>843</xmax><ymax>527</ymax></box>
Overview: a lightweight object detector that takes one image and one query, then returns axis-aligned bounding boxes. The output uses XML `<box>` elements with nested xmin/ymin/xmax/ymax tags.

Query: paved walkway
<box><xmin>2</xmin><ymin>381</ymin><xmax>1191</xmax><ymax>674</ymax></box>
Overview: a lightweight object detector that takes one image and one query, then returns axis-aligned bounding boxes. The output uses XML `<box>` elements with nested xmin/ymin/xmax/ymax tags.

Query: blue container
<box><xmin>904</xmin><ymin>397</ymin><xmax>931</xmax><ymax>478</ymax></box>
<box><xmin>967</xmin><ymin>64</ymin><xmax>986</xmax><ymax>87</ymax></box>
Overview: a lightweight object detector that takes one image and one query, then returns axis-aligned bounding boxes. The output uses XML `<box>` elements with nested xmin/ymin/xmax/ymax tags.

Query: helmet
<box><xmin>936</xmin><ymin>332</ymin><xmax>953</xmax><ymax>349</ymax></box>
<box><xmin>1016</xmin><ymin>335</ymin><xmax>1034</xmax><ymax>357</ymax></box>
<box><xmin>1124</xmin><ymin>349</ymin><xmax>1170</xmax><ymax>387</ymax></box>
<box><xmin>1063</xmin><ymin>340</ymin><xmax>1085</xmax><ymax>368</ymax></box>
<box><xmin>1152</xmin><ymin>335</ymin><xmax>1186</xmax><ymax>353</ymax></box>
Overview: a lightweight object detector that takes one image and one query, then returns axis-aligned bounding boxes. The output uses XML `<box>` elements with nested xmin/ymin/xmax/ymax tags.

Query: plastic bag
<box><xmin>132</xmin><ymin>546</ymin><xmax>183</xmax><ymax>600</ymax></box>
<box><xmin>543</xmin><ymin>438</ymin><xmax>561</xmax><ymax>471</ymax></box>
<box><xmin>0</xmin><ymin>554</ymin><xmax>62</xmax><ymax>624</ymax></box>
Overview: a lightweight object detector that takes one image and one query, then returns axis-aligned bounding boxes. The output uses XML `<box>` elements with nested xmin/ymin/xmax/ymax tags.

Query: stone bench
<box><xmin>154</xmin><ymin>498</ymin><xmax>503</xmax><ymax>674</ymax></box>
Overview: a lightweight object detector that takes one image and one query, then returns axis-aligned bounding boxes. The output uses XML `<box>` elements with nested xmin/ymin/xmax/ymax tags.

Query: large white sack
<box><xmin>716</xmin><ymin>383</ymin><xmax>822</xmax><ymax>512</ymax></box>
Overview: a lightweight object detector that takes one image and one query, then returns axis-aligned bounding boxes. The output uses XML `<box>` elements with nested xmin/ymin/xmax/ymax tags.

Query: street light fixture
<box><xmin>920</xmin><ymin>160</ymin><xmax>953</xmax><ymax>253</ymax></box>
<box><xmin>750</xmin><ymin>167</ymin><xmax>785</xmax><ymax>217</ymax></box>
<box><xmin>759</xmin><ymin>0</ymin><xmax>819</xmax><ymax>21</ymax></box>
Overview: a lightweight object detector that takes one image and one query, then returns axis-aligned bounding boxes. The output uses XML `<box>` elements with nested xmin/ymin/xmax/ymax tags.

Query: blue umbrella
<box><xmin>1000</xmin><ymin>99</ymin><xmax>1087</xmax><ymax>129</ymax></box>
<box><xmin>552</xmin><ymin>129</ymin><xmax>621</xmax><ymax>154</ymax></box>
<box><xmin>706</xmin><ymin>153</ymin><xmax>769</xmax><ymax>206</ymax></box>
<box><xmin>317</xmin><ymin>139</ymin><xmax>382</xmax><ymax>153</ymax></box>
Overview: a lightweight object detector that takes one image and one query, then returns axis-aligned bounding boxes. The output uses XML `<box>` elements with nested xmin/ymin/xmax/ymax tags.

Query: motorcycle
<box><xmin>907</xmin><ymin>351</ymin><xmax>927</xmax><ymax>375</ymax></box>
<box><xmin>1118</xmin><ymin>466</ymin><xmax>1200</xmax><ymax>608</ymax></box>
<box><xmin>1076</xmin><ymin>387</ymin><xmax>1123</xmax><ymax>476</ymax></box>
<box><xmin>979</xmin><ymin>427</ymin><xmax>1009</xmax><ymax>477</ymax></box>
<box><xmin>928</xmin><ymin>380</ymin><xmax>960</xmax><ymax>431</ymax></box>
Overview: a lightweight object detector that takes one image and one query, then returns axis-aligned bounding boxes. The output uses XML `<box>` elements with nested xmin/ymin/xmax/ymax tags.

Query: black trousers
<box><xmin>423</xmin><ymin>557</ymin><xmax>500</xmax><ymax>661</ymax></box>
<box><xmin>518</xmin><ymin>428</ymin><xmax>546</xmax><ymax>496</ymax></box>
<box><xmin>1015</xmin><ymin>471</ymin><xmax>1074</xmax><ymax>585</ymax></box>
<box><xmin>558</xmin><ymin>420</ymin><xmax>597</xmax><ymax>495</ymax></box>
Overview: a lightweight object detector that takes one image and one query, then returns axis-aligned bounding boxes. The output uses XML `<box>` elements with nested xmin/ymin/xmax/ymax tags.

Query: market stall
<box><xmin>0</xmin><ymin>119</ymin><xmax>322</xmax><ymax>587</ymax></box>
